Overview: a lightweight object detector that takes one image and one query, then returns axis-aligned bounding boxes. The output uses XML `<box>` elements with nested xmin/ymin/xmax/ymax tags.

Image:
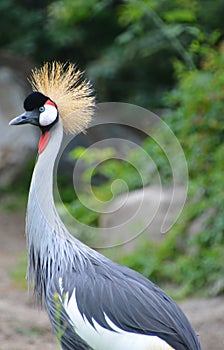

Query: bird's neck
<box><xmin>28</xmin><ymin>121</ymin><xmax>63</xmax><ymax>224</ymax></box>
<box><xmin>26</xmin><ymin>120</ymin><xmax>64</xmax><ymax>300</ymax></box>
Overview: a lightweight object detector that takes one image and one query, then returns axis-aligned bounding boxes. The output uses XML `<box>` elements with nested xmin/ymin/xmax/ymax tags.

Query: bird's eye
<box><xmin>39</xmin><ymin>106</ymin><xmax>45</xmax><ymax>113</ymax></box>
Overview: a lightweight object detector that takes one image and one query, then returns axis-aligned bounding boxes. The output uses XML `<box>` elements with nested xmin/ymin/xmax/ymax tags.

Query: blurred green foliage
<box><xmin>1</xmin><ymin>0</ymin><xmax>223</xmax><ymax>107</ymax></box>
<box><xmin>158</xmin><ymin>43</ymin><xmax>224</xmax><ymax>296</ymax></box>
<box><xmin>122</xmin><ymin>44</ymin><xmax>224</xmax><ymax>297</ymax></box>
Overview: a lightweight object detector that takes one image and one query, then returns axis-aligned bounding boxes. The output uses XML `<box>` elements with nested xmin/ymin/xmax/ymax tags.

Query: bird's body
<box><xmin>10</xmin><ymin>62</ymin><xmax>202</xmax><ymax>350</ymax></box>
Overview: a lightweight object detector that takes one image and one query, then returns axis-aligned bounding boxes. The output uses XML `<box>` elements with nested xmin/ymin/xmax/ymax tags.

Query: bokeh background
<box><xmin>0</xmin><ymin>1</ymin><xmax>224</xmax><ymax>349</ymax></box>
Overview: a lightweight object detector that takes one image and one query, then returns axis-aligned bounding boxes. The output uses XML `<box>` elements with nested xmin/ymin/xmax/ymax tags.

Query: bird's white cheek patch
<box><xmin>39</xmin><ymin>104</ymin><xmax>57</xmax><ymax>126</ymax></box>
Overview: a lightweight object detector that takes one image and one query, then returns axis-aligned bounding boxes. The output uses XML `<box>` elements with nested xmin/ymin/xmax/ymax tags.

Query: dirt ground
<box><xmin>0</xmin><ymin>209</ymin><xmax>223</xmax><ymax>350</ymax></box>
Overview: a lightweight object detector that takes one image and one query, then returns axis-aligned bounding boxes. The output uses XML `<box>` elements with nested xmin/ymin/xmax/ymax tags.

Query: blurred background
<box><xmin>0</xmin><ymin>1</ymin><xmax>224</xmax><ymax>349</ymax></box>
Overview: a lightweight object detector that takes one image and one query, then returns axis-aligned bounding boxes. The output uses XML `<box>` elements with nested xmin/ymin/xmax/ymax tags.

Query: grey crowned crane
<box><xmin>10</xmin><ymin>62</ymin><xmax>202</xmax><ymax>350</ymax></box>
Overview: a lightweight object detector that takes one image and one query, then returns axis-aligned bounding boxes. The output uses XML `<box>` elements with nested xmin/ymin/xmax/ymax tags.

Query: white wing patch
<box><xmin>59</xmin><ymin>277</ymin><xmax>64</xmax><ymax>295</ymax></box>
<box><xmin>39</xmin><ymin>104</ymin><xmax>57</xmax><ymax>126</ymax></box>
<box><xmin>59</xmin><ymin>287</ymin><xmax>174</xmax><ymax>350</ymax></box>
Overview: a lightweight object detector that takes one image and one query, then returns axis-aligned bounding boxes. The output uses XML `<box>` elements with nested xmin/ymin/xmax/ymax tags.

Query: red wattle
<box><xmin>45</xmin><ymin>99</ymin><xmax>56</xmax><ymax>107</ymax></box>
<box><xmin>38</xmin><ymin>131</ymin><xmax>50</xmax><ymax>154</ymax></box>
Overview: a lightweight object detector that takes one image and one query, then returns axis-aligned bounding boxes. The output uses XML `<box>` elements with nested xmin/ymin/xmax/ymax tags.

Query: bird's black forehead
<box><xmin>24</xmin><ymin>91</ymin><xmax>48</xmax><ymax>111</ymax></box>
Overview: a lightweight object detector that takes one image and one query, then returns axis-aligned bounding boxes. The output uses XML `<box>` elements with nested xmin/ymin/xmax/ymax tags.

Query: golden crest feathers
<box><xmin>29</xmin><ymin>62</ymin><xmax>95</xmax><ymax>134</ymax></box>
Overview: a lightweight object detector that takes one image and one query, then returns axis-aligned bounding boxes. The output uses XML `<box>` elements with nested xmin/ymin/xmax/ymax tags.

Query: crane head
<box><xmin>9</xmin><ymin>61</ymin><xmax>95</xmax><ymax>134</ymax></box>
<box><xmin>9</xmin><ymin>91</ymin><xmax>58</xmax><ymax>131</ymax></box>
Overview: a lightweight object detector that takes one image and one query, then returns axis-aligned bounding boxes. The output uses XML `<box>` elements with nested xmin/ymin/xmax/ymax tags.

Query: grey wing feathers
<box><xmin>74</xmin><ymin>259</ymin><xmax>201</xmax><ymax>350</ymax></box>
<box><xmin>46</xmin><ymin>255</ymin><xmax>201</xmax><ymax>350</ymax></box>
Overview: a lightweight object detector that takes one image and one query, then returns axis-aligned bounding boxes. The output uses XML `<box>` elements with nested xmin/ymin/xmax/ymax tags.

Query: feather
<box><xmin>29</xmin><ymin>61</ymin><xmax>95</xmax><ymax>134</ymax></box>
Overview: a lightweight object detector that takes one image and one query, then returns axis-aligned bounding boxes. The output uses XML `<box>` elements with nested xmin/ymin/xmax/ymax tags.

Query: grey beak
<box><xmin>9</xmin><ymin>110</ymin><xmax>39</xmax><ymax>126</ymax></box>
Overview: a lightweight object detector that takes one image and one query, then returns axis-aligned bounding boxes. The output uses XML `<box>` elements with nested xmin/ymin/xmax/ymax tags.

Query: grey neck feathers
<box><xmin>26</xmin><ymin>119</ymin><xmax>84</xmax><ymax>303</ymax></box>
<box><xmin>26</xmin><ymin>119</ymin><xmax>64</xmax><ymax>302</ymax></box>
